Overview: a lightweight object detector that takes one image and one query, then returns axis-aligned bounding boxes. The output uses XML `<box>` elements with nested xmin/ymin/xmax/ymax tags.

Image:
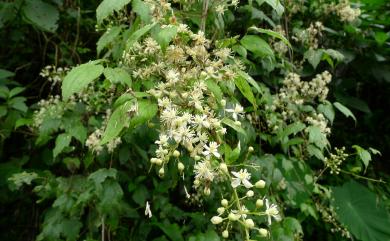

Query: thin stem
<box><xmin>200</xmin><ymin>0</ymin><xmax>209</xmax><ymax>33</ymax></box>
<box><xmin>340</xmin><ymin>170</ymin><xmax>386</xmax><ymax>183</ymax></box>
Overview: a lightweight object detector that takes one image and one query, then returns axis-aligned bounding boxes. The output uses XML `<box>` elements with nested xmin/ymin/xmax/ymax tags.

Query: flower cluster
<box><xmin>210</xmin><ymin>172</ymin><xmax>280</xmax><ymax>239</ymax></box>
<box><xmin>293</xmin><ymin>21</ymin><xmax>324</xmax><ymax>49</ymax></box>
<box><xmin>327</xmin><ymin>0</ymin><xmax>361</xmax><ymax>23</ymax></box>
<box><xmin>39</xmin><ymin>65</ymin><xmax>70</xmax><ymax>88</ymax></box>
<box><xmin>324</xmin><ymin>147</ymin><xmax>348</xmax><ymax>174</ymax></box>
<box><xmin>120</xmin><ymin>16</ymin><xmax>281</xmax><ymax>237</ymax></box>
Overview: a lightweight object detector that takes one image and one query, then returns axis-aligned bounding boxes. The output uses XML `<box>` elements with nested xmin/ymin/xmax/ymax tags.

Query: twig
<box><xmin>200</xmin><ymin>0</ymin><xmax>209</xmax><ymax>33</ymax></box>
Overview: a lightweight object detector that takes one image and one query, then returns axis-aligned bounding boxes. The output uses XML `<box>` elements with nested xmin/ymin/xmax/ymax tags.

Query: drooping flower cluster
<box><xmin>293</xmin><ymin>21</ymin><xmax>324</xmax><ymax>49</ymax></box>
<box><xmin>324</xmin><ymin>147</ymin><xmax>348</xmax><ymax>174</ymax></box>
<box><xmin>39</xmin><ymin>65</ymin><xmax>70</xmax><ymax>88</ymax></box>
<box><xmin>326</xmin><ymin>0</ymin><xmax>361</xmax><ymax>23</ymax></box>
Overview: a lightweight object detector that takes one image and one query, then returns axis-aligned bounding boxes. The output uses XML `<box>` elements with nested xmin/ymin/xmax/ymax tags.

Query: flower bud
<box><xmin>244</xmin><ymin>218</ymin><xmax>255</xmax><ymax>229</ymax></box>
<box><xmin>155</xmin><ymin>158</ymin><xmax>163</xmax><ymax>165</ymax></box>
<box><xmin>222</xmin><ymin>230</ymin><xmax>229</xmax><ymax>238</ymax></box>
<box><xmin>173</xmin><ymin>150</ymin><xmax>180</xmax><ymax>157</ymax></box>
<box><xmin>221</xmin><ymin>99</ymin><xmax>226</xmax><ymax>107</ymax></box>
<box><xmin>256</xmin><ymin>199</ymin><xmax>264</xmax><ymax>208</ymax></box>
<box><xmin>221</xmin><ymin>199</ymin><xmax>228</xmax><ymax>207</ymax></box>
<box><xmin>150</xmin><ymin>158</ymin><xmax>157</xmax><ymax>164</ymax></box>
<box><xmin>234</xmin><ymin>120</ymin><xmax>241</xmax><ymax>126</ymax></box>
<box><xmin>178</xmin><ymin>162</ymin><xmax>185</xmax><ymax>172</ymax></box>
<box><xmin>248</xmin><ymin>146</ymin><xmax>254</xmax><ymax>152</ymax></box>
<box><xmin>194</xmin><ymin>155</ymin><xmax>201</xmax><ymax>161</ymax></box>
<box><xmin>211</xmin><ymin>216</ymin><xmax>223</xmax><ymax>225</ymax></box>
<box><xmin>193</xmin><ymin>179</ymin><xmax>200</xmax><ymax>186</ymax></box>
<box><xmin>246</xmin><ymin>190</ymin><xmax>254</xmax><ymax>197</ymax></box>
<box><xmin>228</xmin><ymin>213</ymin><xmax>239</xmax><ymax>221</ymax></box>
<box><xmin>259</xmin><ymin>228</ymin><xmax>268</xmax><ymax>237</ymax></box>
<box><xmin>219</xmin><ymin>163</ymin><xmax>228</xmax><ymax>173</ymax></box>
<box><xmin>217</xmin><ymin>207</ymin><xmax>225</xmax><ymax>215</ymax></box>
<box><xmin>158</xmin><ymin>167</ymin><xmax>165</xmax><ymax>177</ymax></box>
<box><xmin>204</xmin><ymin>187</ymin><xmax>211</xmax><ymax>196</ymax></box>
<box><xmin>255</xmin><ymin>180</ymin><xmax>266</xmax><ymax>189</ymax></box>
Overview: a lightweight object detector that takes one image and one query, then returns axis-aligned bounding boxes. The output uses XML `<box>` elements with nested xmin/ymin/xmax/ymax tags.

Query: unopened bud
<box><xmin>217</xmin><ymin>207</ymin><xmax>225</xmax><ymax>215</ymax></box>
<box><xmin>211</xmin><ymin>216</ymin><xmax>223</xmax><ymax>225</ymax></box>
<box><xmin>228</xmin><ymin>213</ymin><xmax>239</xmax><ymax>221</ymax></box>
<box><xmin>255</xmin><ymin>180</ymin><xmax>266</xmax><ymax>189</ymax></box>
<box><xmin>219</xmin><ymin>163</ymin><xmax>228</xmax><ymax>173</ymax></box>
<box><xmin>204</xmin><ymin>187</ymin><xmax>211</xmax><ymax>196</ymax></box>
<box><xmin>221</xmin><ymin>99</ymin><xmax>226</xmax><ymax>107</ymax></box>
<box><xmin>256</xmin><ymin>199</ymin><xmax>264</xmax><ymax>208</ymax></box>
<box><xmin>248</xmin><ymin>146</ymin><xmax>254</xmax><ymax>152</ymax></box>
<box><xmin>246</xmin><ymin>190</ymin><xmax>254</xmax><ymax>197</ymax></box>
<box><xmin>259</xmin><ymin>228</ymin><xmax>268</xmax><ymax>237</ymax></box>
<box><xmin>178</xmin><ymin>162</ymin><xmax>185</xmax><ymax>172</ymax></box>
<box><xmin>173</xmin><ymin>150</ymin><xmax>180</xmax><ymax>157</ymax></box>
<box><xmin>222</xmin><ymin>230</ymin><xmax>229</xmax><ymax>238</ymax></box>
<box><xmin>221</xmin><ymin>199</ymin><xmax>228</xmax><ymax>207</ymax></box>
<box><xmin>244</xmin><ymin>218</ymin><xmax>255</xmax><ymax>229</ymax></box>
<box><xmin>158</xmin><ymin>168</ymin><xmax>165</xmax><ymax>177</ymax></box>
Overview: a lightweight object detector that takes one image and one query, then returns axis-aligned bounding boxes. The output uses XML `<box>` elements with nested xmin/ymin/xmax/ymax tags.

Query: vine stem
<box><xmin>340</xmin><ymin>170</ymin><xmax>386</xmax><ymax>183</ymax></box>
<box><xmin>200</xmin><ymin>0</ymin><xmax>209</xmax><ymax>33</ymax></box>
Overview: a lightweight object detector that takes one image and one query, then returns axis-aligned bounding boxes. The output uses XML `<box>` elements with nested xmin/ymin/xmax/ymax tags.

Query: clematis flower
<box><xmin>203</xmin><ymin>141</ymin><xmax>220</xmax><ymax>158</ymax></box>
<box><xmin>225</xmin><ymin>104</ymin><xmax>244</xmax><ymax>121</ymax></box>
<box><xmin>231</xmin><ymin>169</ymin><xmax>253</xmax><ymax>188</ymax></box>
<box><xmin>264</xmin><ymin>199</ymin><xmax>281</xmax><ymax>225</ymax></box>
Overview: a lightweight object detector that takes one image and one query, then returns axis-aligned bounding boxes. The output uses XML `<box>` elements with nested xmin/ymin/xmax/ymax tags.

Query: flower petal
<box><xmin>231</xmin><ymin>178</ymin><xmax>241</xmax><ymax>188</ymax></box>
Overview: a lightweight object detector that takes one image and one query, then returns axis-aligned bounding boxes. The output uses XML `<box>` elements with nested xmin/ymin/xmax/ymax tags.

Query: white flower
<box><xmin>194</xmin><ymin>161</ymin><xmax>214</xmax><ymax>181</ymax></box>
<box><xmin>155</xmin><ymin>134</ymin><xmax>169</xmax><ymax>146</ymax></box>
<box><xmin>231</xmin><ymin>169</ymin><xmax>253</xmax><ymax>188</ymax></box>
<box><xmin>265</xmin><ymin>199</ymin><xmax>281</xmax><ymax>225</ymax></box>
<box><xmin>166</xmin><ymin>69</ymin><xmax>180</xmax><ymax>83</ymax></box>
<box><xmin>145</xmin><ymin>201</ymin><xmax>152</xmax><ymax>218</ymax></box>
<box><xmin>225</xmin><ymin>104</ymin><xmax>244</xmax><ymax>121</ymax></box>
<box><xmin>203</xmin><ymin>141</ymin><xmax>220</xmax><ymax>159</ymax></box>
<box><xmin>215</xmin><ymin>5</ymin><xmax>225</xmax><ymax>15</ymax></box>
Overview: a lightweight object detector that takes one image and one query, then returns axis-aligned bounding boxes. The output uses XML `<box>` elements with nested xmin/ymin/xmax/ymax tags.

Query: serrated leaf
<box><xmin>334</xmin><ymin>102</ymin><xmax>356</xmax><ymax>122</ymax></box>
<box><xmin>234</xmin><ymin>74</ymin><xmax>257</xmax><ymax>108</ymax></box>
<box><xmin>22</xmin><ymin>0</ymin><xmax>59</xmax><ymax>32</ymax></box>
<box><xmin>352</xmin><ymin>145</ymin><xmax>372</xmax><ymax>171</ymax></box>
<box><xmin>100</xmin><ymin>100</ymin><xmax>134</xmax><ymax>145</ymax></box>
<box><xmin>278</xmin><ymin>122</ymin><xmax>306</xmax><ymax>140</ymax></box>
<box><xmin>96</xmin><ymin>0</ymin><xmax>131</xmax><ymax>24</ymax></box>
<box><xmin>0</xmin><ymin>69</ymin><xmax>15</xmax><ymax>79</ymax></box>
<box><xmin>237</xmin><ymin>70</ymin><xmax>262</xmax><ymax>93</ymax></box>
<box><xmin>307</xmin><ymin>144</ymin><xmax>324</xmax><ymax>160</ymax></box>
<box><xmin>97</xmin><ymin>26</ymin><xmax>122</xmax><ymax>54</ymax></box>
<box><xmin>132</xmin><ymin>0</ymin><xmax>151</xmax><ymax>23</ymax></box>
<box><xmin>104</xmin><ymin>67</ymin><xmax>132</xmax><ymax>87</ymax></box>
<box><xmin>129</xmin><ymin>99</ymin><xmax>157</xmax><ymax>128</ymax></box>
<box><xmin>332</xmin><ymin>181</ymin><xmax>390</xmax><ymax>241</ymax></box>
<box><xmin>62</xmin><ymin>62</ymin><xmax>104</xmax><ymax>100</ymax></box>
<box><xmin>249</xmin><ymin>26</ymin><xmax>291</xmax><ymax>48</ymax></box>
<box><xmin>9</xmin><ymin>87</ymin><xmax>25</xmax><ymax>98</ymax></box>
<box><xmin>317</xmin><ymin>101</ymin><xmax>335</xmax><ymax>124</ymax></box>
<box><xmin>304</xmin><ymin>49</ymin><xmax>323</xmax><ymax>69</ymax></box>
<box><xmin>205</xmin><ymin>79</ymin><xmax>222</xmax><ymax>102</ymax></box>
<box><xmin>126</xmin><ymin>23</ymin><xmax>156</xmax><ymax>50</ymax></box>
<box><xmin>222</xmin><ymin>118</ymin><xmax>247</xmax><ymax>136</ymax></box>
<box><xmin>153</xmin><ymin>25</ymin><xmax>177</xmax><ymax>50</ymax></box>
<box><xmin>241</xmin><ymin>35</ymin><xmax>274</xmax><ymax>58</ymax></box>
<box><xmin>53</xmin><ymin>133</ymin><xmax>72</xmax><ymax>158</ymax></box>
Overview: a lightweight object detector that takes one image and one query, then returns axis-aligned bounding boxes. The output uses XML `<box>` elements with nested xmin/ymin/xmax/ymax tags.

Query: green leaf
<box><xmin>317</xmin><ymin>101</ymin><xmax>335</xmax><ymax>124</ymax></box>
<box><xmin>263</xmin><ymin>0</ymin><xmax>284</xmax><ymax>16</ymax></box>
<box><xmin>22</xmin><ymin>0</ymin><xmax>59</xmax><ymax>32</ymax></box>
<box><xmin>352</xmin><ymin>145</ymin><xmax>372</xmax><ymax>171</ymax></box>
<box><xmin>62</xmin><ymin>62</ymin><xmax>104</xmax><ymax>100</ymax></box>
<box><xmin>241</xmin><ymin>35</ymin><xmax>274</xmax><ymax>58</ymax></box>
<box><xmin>205</xmin><ymin>79</ymin><xmax>222</xmax><ymax>103</ymax></box>
<box><xmin>153</xmin><ymin>25</ymin><xmax>177</xmax><ymax>50</ymax></box>
<box><xmin>277</xmin><ymin>122</ymin><xmax>306</xmax><ymax>140</ymax></box>
<box><xmin>104</xmin><ymin>67</ymin><xmax>132</xmax><ymax>87</ymax></box>
<box><xmin>155</xmin><ymin>222</ymin><xmax>184</xmax><ymax>241</ymax></box>
<box><xmin>374</xmin><ymin>32</ymin><xmax>389</xmax><ymax>46</ymax></box>
<box><xmin>9</xmin><ymin>87</ymin><xmax>25</xmax><ymax>98</ymax></box>
<box><xmin>237</xmin><ymin>70</ymin><xmax>262</xmax><ymax>93</ymax></box>
<box><xmin>222</xmin><ymin>118</ymin><xmax>247</xmax><ymax>136</ymax></box>
<box><xmin>97</xmin><ymin>26</ymin><xmax>122</xmax><ymax>54</ymax></box>
<box><xmin>88</xmin><ymin>168</ymin><xmax>117</xmax><ymax>185</ymax></box>
<box><xmin>0</xmin><ymin>69</ymin><xmax>15</xmax><ymax>79</ymax></box>
<box><xmin>100</xmin><ymin>100</ymin><xmax>135</xmax><ymax>145</ymax></box>
<box><xmin>129</xmin><ymin>99</ymin><xmax>158</xmax><ymax>128</ymax></box>
<box><xmin>304</xmin><ymin>49</ymin><xmax>323</xmax><ymax>69</ymax></box>
<box><xmin>249</xmin><ymin>26</ymin><xmax>291</xmax><ymax>48</ymax></box>
<box><xmin>53</xmin><ymin>133</ymin><xmax>72</xmax><ymax>158</ymax></box>
<box><xmin>234</xmin><ymin>74</ymin><xmax>257</xmax><ymax>108</ymax></box>
<box><xmin>126</xmin><ymin>23</ymin><xmax>156</xmax><ymax>50</ymax></box>
<box><xmin>96</xmin><ymin>0</ymin><xmax>131</xmax><ymax>24</ymax></box>
<box><xmin>132</xmin><ymin>0</ymin><xmax>151</xmax><ymax>23</ymax></box>
<box><xmin>307</xmin><ymin>144</ymin><xmax>324</xmax><ymax>160</ymax></box>
<box><xmin>334</xmin><ymin>102</ymin><xmax>356</xmax><ymax>122</ymax></box>
<box><xmin>332</xmin><ymin>181</ymin><xmax>390</xmax><ymax>241</ymax></box>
